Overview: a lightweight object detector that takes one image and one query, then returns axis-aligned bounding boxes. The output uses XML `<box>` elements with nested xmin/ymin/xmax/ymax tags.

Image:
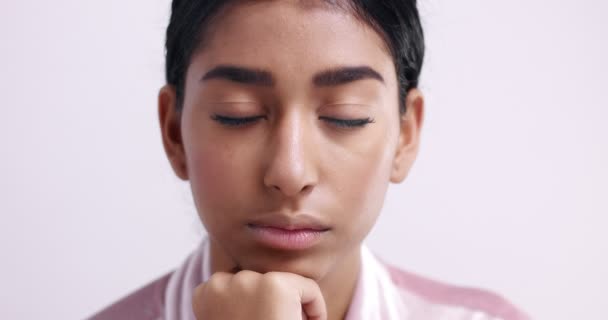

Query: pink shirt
<box><xmin>87</xmin><ymin>238</ymin><xmax>529</xmax><ymax>320</ymax></box>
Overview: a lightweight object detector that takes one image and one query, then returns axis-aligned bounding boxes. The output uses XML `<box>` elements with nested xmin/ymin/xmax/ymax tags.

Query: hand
<box><xmin>192</xmin><ymin>270</ymin><xmax>327</xmax><ymax>320</ymax></box>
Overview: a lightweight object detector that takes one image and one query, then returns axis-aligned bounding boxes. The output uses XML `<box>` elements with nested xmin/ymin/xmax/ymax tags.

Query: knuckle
<box><xmin>234</xmin><ymin>269</ymin><xmax>257</xmax><ymax>279</ymax></box>
<box><xmin>205</xmin><ymin>272</ymin><xmax>230</xmax><ymax>292</ymax></box>
<box><xmin>262</xmin><ymin>272</ymin><xmax>287</xmax><ymax>290</ymax></box>
<box><xmin>231</xmin><ymin>270</ymin><xmax>257</xmax><ymax>292</ymax></box>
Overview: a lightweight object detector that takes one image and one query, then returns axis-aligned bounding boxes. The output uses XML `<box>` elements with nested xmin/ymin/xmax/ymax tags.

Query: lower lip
<box><xmin>247</xmin><ymin>224</ymin><xmax>328</xmax><ymax>250</ymax></box>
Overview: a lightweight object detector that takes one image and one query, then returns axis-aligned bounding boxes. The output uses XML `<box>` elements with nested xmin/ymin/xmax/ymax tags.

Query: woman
<box><xmin>89</xmin><ymin>0</ymin><xmax>528</xmax><ymax>319</ymax></box>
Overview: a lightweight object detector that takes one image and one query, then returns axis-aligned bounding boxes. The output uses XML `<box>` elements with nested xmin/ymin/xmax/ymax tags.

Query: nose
<box><xmin>263</xmin><ymin>110</ymin><xmax>318</xmax><ymax>198</ymax></box>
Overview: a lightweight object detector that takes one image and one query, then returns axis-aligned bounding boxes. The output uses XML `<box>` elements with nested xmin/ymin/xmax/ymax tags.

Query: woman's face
<box><xmin>159</xmin><ymin>1</ymin><xmax>423</xmax><ymax>280</ymax></box>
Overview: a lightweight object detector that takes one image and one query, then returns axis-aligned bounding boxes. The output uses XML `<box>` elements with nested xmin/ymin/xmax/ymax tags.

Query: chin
<box><xmin>237</xmin><ymin>247</ymin><xmax>335</xmax><ymax>280</ymax></box>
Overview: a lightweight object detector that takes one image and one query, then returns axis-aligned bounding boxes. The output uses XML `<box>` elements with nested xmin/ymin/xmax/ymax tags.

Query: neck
<box><xmin>317</xmin><ymin>247</ymin><xmax>361</xmax><ymax>320</ymax></box>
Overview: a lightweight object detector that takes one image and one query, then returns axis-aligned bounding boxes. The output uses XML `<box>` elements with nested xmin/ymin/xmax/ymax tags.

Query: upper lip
<box><xmin>247</xmin><ymin>213</ymin><xmax>331</xmax><ymax>231</ymax></box>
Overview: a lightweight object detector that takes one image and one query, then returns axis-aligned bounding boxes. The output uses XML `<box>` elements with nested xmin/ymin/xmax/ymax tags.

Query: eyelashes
<box><xmin>318</xmin><ymin>116</ymin><xmax>375</xmax><ymax>128</ymax></box>
<box><xmin>210</xmin><ymin>115</ymin><xmax>267</xmax><ymax>126</ymax></box>
<box><xmin>211</xmin><ymin>114</ymin><xmax>375</xmax><ymax>129</ymax></box>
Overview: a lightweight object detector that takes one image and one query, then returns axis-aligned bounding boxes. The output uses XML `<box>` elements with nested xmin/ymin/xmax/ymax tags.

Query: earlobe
<box><xmin>158</xmin><ymin>85</ymin><xmax>189</xmax><ymax>181</ymax></box>
<box><xmin>390</xmin><ymin>89</ymin><xmax>424</xmax><ymax>183</ymax></box>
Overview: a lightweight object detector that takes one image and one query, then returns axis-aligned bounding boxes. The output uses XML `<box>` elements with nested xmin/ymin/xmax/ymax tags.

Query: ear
<box><xmin>158</xmin><ymin>85</ymin><xmax>189</xmax><ymax>180</ymax></box>
<box><xmin>390</xmin><ymin>88</ymin><xmax>425</xmax><ymax>183</ymax></box>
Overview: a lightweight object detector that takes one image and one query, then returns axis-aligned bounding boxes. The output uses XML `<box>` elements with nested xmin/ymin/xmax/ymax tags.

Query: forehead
<box><xmin>189</xmin><ymin>1</ymin><xmax>396</xmax><ymax>87</ymax></box>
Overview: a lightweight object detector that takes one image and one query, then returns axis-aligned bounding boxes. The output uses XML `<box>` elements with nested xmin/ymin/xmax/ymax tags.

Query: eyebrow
<box><xmin>201</xmin><ymin>65</ymin><xmax>275</xmax><ymax>86</ymax></box>
<box><xmin>200</xmin><ymin>65</ymin><xmax>384</xmax><ymax>87</ymax></box>
<box><xmin>313</xmin><ymin>66</ymin><xmax>384</xmax><ymax>86</ymax></box>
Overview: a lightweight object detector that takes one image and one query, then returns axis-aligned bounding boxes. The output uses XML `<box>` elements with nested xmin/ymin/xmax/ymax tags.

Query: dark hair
<box><xmin>164</xmin><ymin>0</ymin><xmax>424</xmax><ymax>114</ymax></box>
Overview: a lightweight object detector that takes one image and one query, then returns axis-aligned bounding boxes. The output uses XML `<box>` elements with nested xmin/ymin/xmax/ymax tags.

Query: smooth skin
<box><xmin>192</xmin><ymin>271</ymin><xmax>327</xmax><ymax>320</ymax></box>
<box><xmin>158</xmin><ymin>1</ymin><xmax>424</xmax><ymax>319</ymax></box>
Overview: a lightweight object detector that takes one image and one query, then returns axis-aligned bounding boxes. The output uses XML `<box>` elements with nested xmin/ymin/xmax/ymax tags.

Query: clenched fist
<box><xmin>192</xmin><ymin>270</ymin><xmax>327</xmax><ymax>320</ymax></box>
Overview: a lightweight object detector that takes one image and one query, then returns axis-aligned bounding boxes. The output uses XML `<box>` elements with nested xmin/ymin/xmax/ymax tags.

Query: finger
<box><xmin>192</xmin><ymin>272</ymin><xmax>233</xmax><ymax>314</ymax></box>
<box><xmin>282</xmin><ymin>274</ymin><xmax>327</xmax><ymax>320</ymax></box>
<box><xmin>200</xmin><ymin>271</ymin><xmax>232</xmax><ymax>294</ymax></box>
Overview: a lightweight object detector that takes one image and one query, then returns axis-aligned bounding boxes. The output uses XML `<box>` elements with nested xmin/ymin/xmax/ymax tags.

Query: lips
<box><xmin>246</xmin><ymin>214</ymin><xmax>331</xmax><ymax>250</ymax></box>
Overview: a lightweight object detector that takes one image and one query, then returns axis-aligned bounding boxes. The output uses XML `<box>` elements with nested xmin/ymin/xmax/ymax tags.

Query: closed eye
<box><xmin>319</xmin><ymin>116</ymin><xmax>375</xmax><ymax>128</ymax></box>
<box><xmin>211</xmin><ymin>114</ymin><xmax>266</xmax><ymax>127</ymax></box>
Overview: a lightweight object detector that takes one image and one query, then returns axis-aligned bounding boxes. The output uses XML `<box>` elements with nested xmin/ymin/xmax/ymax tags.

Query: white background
<box><xmin>1</xmin><ymin>0</ymin><xmax>606</xmax><ymax>319</ymax></box>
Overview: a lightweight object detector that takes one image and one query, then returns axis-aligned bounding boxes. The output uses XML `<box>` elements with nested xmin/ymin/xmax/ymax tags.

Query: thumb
<box><xmin>283</xmin><ymin>273</ymin><xmax>327</xmax><ymax>320</ymax></box>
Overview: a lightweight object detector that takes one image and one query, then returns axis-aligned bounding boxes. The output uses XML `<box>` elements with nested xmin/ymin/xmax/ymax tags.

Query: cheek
<box><xmin>184</xmin><ymin>137</ymin><xmax>255</xmax><ymax>231</ymax></box>
<box><xmin>323</xmin><ymin>126</ymin><xmax>396</xmax><ymax>239</ymax></box>
<box><xmin>189</xmin><ymin>146</ymin><xmax>231</xmax><ymax>202</ymax></box>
